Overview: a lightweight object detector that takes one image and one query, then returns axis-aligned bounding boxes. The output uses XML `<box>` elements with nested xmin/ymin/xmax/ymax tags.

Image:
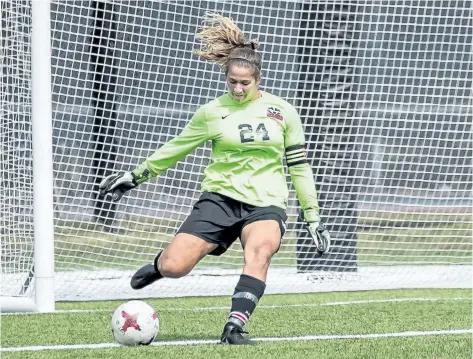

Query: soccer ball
<box><xmin>111</xmin><ymin>300</ymin><xmax>159</xmax><ymax>346</ymax></box>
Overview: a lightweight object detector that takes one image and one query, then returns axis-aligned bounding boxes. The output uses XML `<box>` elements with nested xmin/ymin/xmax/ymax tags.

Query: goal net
<box><xmin>2</xmin><ymin>0</ymin><xmax>471</xmax><ymax>303</ymax></box>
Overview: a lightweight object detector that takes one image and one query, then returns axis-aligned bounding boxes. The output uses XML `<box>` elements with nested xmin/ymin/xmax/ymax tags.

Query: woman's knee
<box><xmin>157</xmin><ymin>233</ymin><xmax>217</xmax><ymax>278</ymax></box>
<box><xmin>244</xmin><ymin>242</ymin><xmax>275</xmax><ymax>267</ymax></box>
<box><xmin>158</xmin><ymin>251</ymin><xmax>192</xmax><ymax>278</ymax></box>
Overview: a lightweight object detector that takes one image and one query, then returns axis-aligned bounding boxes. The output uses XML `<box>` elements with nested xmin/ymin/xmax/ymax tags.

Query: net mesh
<box><xmin>1</xmin><ymin>0</ymin><xmax>34</xmax><ymax>297</ymax></box>
<box><xmin>1</xmin><ymin>1</ymin><xmax>471</xmax><ymax>301</ymax></box>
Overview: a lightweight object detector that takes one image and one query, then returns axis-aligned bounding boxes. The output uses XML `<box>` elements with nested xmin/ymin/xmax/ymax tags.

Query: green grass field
<box><xmin>1</xmin><ymin>288</ymin><xmax>472</xmax><ymax>359</ymax></box>
<box><xmin>3</xmin><ymin>211</ymin><xmax>471</xmax><ymax>358</ymax></box>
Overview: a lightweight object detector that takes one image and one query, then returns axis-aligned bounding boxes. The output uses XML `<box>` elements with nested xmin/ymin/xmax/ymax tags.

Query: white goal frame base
<box><xmin>0</xmin><ymin>297</ymin><xmax>38</xmax><ymax>313</ymax></box>
<box><xmin>3</xmin><ymin>265</ymin><xmax>469</xmax><ymax>304</ymax></box>
<box><xmin>82</xmin><ymin>265</ymin><xmax>471</xmax><ymax>301</ymax></box>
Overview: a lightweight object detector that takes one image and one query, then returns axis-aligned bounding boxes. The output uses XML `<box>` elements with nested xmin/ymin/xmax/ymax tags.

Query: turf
<box><xmin>2</xmin><ymin>336</ymin><xmax>471</xmax><ymax>359</ymax></box>
<box><xmin>1</xmin><ymin>289</ymin><xmax>471</xmax><ymax>359</ymax></box>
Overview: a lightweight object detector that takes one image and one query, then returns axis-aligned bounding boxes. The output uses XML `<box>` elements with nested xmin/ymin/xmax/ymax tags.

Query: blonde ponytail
<box><xmin>194</xmin><ymin>13</ymin><xmax>262</xmax><ymax>79</ymax></box>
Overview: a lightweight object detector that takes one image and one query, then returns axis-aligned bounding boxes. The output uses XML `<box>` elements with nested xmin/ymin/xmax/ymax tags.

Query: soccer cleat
<box><xmin>220</xmin><ymin>323</ymin><xmax>256</xmax><ymax>345</ymax></box>
<box><xmin>130</xmin><ymin>264</ymin><xmax>161</xmax><ymax>290</ymax></box>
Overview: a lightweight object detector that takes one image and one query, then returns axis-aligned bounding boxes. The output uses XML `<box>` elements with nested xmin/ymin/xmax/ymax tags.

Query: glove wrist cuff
<box><xmin>304</xmin><ymin>209</ymin><xmax>320</xmax><ymax>223</ymax></box>
<box><xmin>131</xmin><ymin>168</ymin><xmax>150</xmax><ymax>185</ymax></box>
<box><xmin>130</xmin><ymin>171</ymin><xmax>139</xmax><ymax>186</ymax></box>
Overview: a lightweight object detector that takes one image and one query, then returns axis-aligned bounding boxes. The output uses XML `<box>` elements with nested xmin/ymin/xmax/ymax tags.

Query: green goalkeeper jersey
<box><xmin>132</xmin><ymin>91</ymin><xmax>319</xmax><ymax>214</ymax></box>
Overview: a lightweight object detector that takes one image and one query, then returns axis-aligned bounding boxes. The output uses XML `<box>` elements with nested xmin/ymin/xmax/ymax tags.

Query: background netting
<box><xmin>1</xmin><ymin>1</ymin><xmax>471</xmax><ymax>300</ymax></box>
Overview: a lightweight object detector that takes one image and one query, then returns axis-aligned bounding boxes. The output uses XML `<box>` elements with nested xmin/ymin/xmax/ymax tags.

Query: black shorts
<box><xmin>176</xmin><ymin>191</ymin><xmax>288</xmax><ymax>256</ymax></box>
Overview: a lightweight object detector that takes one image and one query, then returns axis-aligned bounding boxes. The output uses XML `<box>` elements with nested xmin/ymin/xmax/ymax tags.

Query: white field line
<box><xmin>1</xmin><ymin>296</ymin><xmax>470</xmax><ymax>316</ymax></box>
<box><xmin>1</xmin><ymin>329</ymin><xmax>471</xmax><ymax>352</ymax></box>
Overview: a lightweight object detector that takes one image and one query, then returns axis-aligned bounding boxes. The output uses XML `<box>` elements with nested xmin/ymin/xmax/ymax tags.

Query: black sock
<box><xmin>227</xmin><ymin>274</ymin><xmax>266</xmax><ymax>328</ymax></box>
<box><xmin>152</xmin><ymin>251</ymin><xmax>164</xmax><ymax>280</ymax></box>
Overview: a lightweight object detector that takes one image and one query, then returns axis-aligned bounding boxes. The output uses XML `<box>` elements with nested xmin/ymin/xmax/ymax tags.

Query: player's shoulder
<box><xmin>261</xmin><ymin>91</ymin><xmax>296</xmax><ymax>109</ymax></box>
<box><xmin>204</xmin><ymin>95</ymin><xmax>223</xmax><ymax>107</ymax></box>
<box><xmin>260</xmin><ymin>91</ymin><xmax>299</xmax><ymax>119</ymax></box>
<box><xmin>198</xmin><ymin>94</ymin><xmax>233</xmax><ymax>112</ymax></box>
<box><xmin>193</xmin><ymin>94</ymin><xmax>235</xmax><ymax>124</ymax></box>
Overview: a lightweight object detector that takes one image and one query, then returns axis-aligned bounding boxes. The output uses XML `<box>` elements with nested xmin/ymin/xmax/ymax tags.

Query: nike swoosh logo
<box><xmin>222</xmin><ymin>114</ymin><xmax>230</xmax><ymax>119</ymax></box>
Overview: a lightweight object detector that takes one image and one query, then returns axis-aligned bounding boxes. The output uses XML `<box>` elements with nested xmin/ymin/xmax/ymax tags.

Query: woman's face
<box><xmin>226</xmin><ymin>65</ymin><xmax>261</xmax><ymax>104</ymax></box>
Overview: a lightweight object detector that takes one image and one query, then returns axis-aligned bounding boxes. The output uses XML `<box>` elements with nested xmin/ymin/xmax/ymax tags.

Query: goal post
<box><xmin>1</xmin><ymin>0</ymin><xmax>55</xmax><ymax>313</ymax></box>
<box><xmin>30</xmin><ymin>0</ymin><xmax>55</xmax><ymax>313</ymax></box>
<box><xmin>1</xmin><ymin>1</ymin><xmax>471</xmax><ymax>306</ymax></box>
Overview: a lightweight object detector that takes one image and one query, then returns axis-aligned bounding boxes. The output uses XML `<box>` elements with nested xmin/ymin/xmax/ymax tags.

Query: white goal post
<box><xmin>1</xmin><ymin>1</ymin><xmax>471</xmax><ymax>312</ymax></box>
<box><xmin>1</xmin><ymin>0</ymin><xmax>55</xmax><ymax>312</ymax></box>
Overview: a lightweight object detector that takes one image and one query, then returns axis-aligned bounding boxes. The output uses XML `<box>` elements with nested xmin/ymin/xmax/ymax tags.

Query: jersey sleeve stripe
<box><xmin>286</xmin><ymin>145</ymin><xmax>308</xmax><ymax>167</ymax></box>
<box><xmin>285</xmin><ymin>144</ymin><xmax>305</xmax><ymax>152</ymax></box>
<box><xmin>287</xmin><ymin>159</ymin><xmax>308</xmax><ymax>167</ymax></box>
<box><xmin>286</xmin><ymin>151</ymin><xmax>305</xmax><ymax>159</ymax></box>
<box><xmin>287</xmin><ymin>154</ymin><xmax>307</xmax><ymax>162</ymax></box>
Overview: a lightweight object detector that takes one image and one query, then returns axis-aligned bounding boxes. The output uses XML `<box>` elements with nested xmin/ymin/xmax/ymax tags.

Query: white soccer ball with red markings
<box><xmin>111</xmin><ymin>300</ymin><xmax>159</xmax><ymax>346</ymax></box>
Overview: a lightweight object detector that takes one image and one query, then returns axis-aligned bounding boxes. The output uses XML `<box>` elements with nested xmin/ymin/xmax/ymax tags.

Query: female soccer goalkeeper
<box><xmin>99</xmin><ymin>13</ymin><xmax>330</xmax><ymax>345</ymax></box>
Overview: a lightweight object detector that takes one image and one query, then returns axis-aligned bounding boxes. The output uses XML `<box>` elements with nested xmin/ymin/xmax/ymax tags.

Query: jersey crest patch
<box><xmin>267</xmin><ymin>107</ymin><xmax>283</xmax><ymax>121</ymax></box>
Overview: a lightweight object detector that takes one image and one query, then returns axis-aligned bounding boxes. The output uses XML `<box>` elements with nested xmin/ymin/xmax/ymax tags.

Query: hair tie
<box><xmin>244</xmin><ymin>41</ymin><xmax>256</xmax><ymax>50</ymax></box>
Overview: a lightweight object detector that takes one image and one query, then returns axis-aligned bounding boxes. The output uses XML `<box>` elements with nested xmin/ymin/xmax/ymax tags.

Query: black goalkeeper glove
<box><xmin>300</xmin><ymin>209</ymin><xmax>331</xmax><ymax>255</ymax></box>
<box><xmin>99</xmin><ymin>171</ymin><xmax>138</xmax><ymax>201</ymax></box>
